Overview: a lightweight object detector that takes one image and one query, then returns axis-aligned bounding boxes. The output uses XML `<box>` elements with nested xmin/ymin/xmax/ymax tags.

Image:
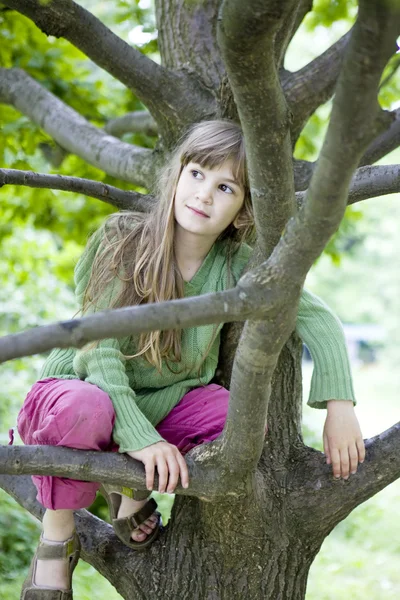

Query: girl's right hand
<box><xmin>127</xmin><ymin>441</ymin><xmax>189</xmax><ymax>494</ymax></box>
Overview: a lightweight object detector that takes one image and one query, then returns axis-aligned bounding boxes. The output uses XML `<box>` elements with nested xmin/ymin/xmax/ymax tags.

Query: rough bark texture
<box><xmin>1</xmin><ymin>0</ymin><xmax>400</xmax><ymax>599</ymax></box>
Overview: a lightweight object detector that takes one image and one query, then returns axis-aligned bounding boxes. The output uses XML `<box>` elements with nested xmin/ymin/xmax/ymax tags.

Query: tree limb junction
<box><xmin>2</xmin><ymin>0</ymin><xmax>213</xmax><ymax>130</ymax></box>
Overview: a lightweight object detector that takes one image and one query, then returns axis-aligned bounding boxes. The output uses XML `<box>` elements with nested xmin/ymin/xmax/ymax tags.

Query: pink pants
<box><xmin>17</xmin><ymin>378</ymin><xmax>229</xmax><ymax>510</ymax></box>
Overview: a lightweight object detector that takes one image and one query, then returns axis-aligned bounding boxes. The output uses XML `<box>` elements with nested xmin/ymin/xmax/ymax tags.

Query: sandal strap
<box><xmin>23</xmin><ymin>590</ymin><xmax>70</xmax><ymax>600</ymax></box>
<box><xmin>36</xmin><ymin>534</ymin><xmax>79</xmax><ymax>561</ymax></box>
<box><xmin>117</xmin><ymin>498</ymin><xmax>158</xmax><ymax>530</ymax></box>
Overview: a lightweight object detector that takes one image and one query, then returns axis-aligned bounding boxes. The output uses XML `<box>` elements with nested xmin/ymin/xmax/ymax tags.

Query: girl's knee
<box><xmin>63</xmin><ymin>381</ymin><xmax>114</xmax><ymax>422</ymax></box>
<box><xmin>51</xmin><ymin>382</ymin><xmax>115</xmax><ymax>448</ymax></box>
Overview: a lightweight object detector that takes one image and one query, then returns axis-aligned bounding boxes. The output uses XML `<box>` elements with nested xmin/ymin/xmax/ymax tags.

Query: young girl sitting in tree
<box><xmin>18</xmin><ymin>119</ymin><xmax>365</xmax><ymax>599</ymax></box>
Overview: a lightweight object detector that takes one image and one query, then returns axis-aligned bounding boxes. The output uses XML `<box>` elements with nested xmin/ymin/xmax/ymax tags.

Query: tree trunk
<box><xmin>1</xmin><ymin>1</ymin><xmax>400</xmax><ymax>599</ymax></box>
<box><xmin>144</xmin><ymin>494</ymin><xmax>319</xmax><ymax>600</ymax></box>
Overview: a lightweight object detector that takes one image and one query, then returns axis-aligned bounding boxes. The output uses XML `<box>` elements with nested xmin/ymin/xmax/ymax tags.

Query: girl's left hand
<box><xmin>323</xmin><ymin>400</ymin><xmax>365</xmax><ymax>480</ymax></box>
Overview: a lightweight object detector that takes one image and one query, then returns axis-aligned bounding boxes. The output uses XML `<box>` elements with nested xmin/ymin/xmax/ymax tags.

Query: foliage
<box><xmin>0</xmin><ymin>489</ymin><xmax>40</xmax><ymax>581</ymax></box>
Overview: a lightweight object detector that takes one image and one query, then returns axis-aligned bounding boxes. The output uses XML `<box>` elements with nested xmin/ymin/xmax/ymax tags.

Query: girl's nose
<box><xmin>195</xmin><ymin>188</ymin><xmax>213</xmax><ymax>204</ymax></box>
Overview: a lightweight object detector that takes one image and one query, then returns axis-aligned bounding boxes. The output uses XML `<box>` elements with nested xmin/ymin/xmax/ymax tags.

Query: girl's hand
<box><xmin>127</xmin><ymin>441</ymin><xmax>189</xmax><ymax>494</ymax></box>
<box><xmin>323</xmin><ymin>400</ymin><xmax>365</xmax><ymax>480</ymax></box>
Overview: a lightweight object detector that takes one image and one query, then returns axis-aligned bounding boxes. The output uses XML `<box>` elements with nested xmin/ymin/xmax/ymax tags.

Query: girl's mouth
<box><xmin>187</xmin><ymin>206</ymin><xmax>210</xmax><ymax>218</ymax></box>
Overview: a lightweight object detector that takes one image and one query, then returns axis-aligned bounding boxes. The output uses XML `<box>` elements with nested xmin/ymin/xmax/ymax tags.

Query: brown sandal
<box><xmin>101</xmin><ymin>484</ymin><xmax>161</xmax><ymax>551</ymax></box>
<box><xmin>20</xmin><ymin>531</ymin><xmax>81</xmax><ymax>599</ymax></box>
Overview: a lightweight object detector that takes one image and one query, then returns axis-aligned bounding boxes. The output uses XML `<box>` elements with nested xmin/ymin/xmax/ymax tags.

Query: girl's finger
<box><xmin>176</xmin><ymin>450</ymin><xmax>189</xmax><ymax>488</ymax></box>
<box><xmin>156</xmin><ymin>455</ymin><xmax>169</xmax><ymax>493</ymax></box>
<box><xmin>348</xmin><ymin>442</ymin><xmax>358</xmax><ymax>474</ymax></box>
<box><xmin>323</xmin><ymin>434</ymin><xmax>331</xmax><ymax>464</ymax></box>
<box><xmin>349</xmin><ymin>442</ymin><xmax>358</xmax><ymax>475</ymax></box>
<box><xmin>330</xmin><ymin>448</ymin><xmax>341</xmax><ymax>478</ymax></box>
<box><xmin>339</xmin><ymin>448</ymin><xmax>350</xmax><ymax>479</ymax></box>
<box><xmin>357</xmin><ymin>437</ymin><xmax>366</xmax><ymax>463</ymax></box>
<box><xmin>166</xmin><ymin>455</ymin><xmax>180</xmax><ymax>494</ymax></box>
<box><xmin>144</xmin><ymin>458</ymin><xmax>155</xmax><ymax>491</ymax></box>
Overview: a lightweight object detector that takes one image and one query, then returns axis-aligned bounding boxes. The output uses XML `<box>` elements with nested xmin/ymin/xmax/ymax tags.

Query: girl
<box><xmin>18</xmin><ymin>120</ymin><xmax>365</xmax><ymax>599</ymax></box>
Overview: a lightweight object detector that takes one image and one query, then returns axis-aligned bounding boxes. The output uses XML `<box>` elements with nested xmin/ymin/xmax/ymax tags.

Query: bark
<box><xmin>105</xmin><ymin>111</ymin><xmax>158</xmax><ymax>138</ymax></box>
<box><xmin>2</xmin><ymin>0</ymin><xmax>216</xmax><ymax>134</ymax></box>
<box><xmin>284</xmin><ymin>30</ymin><xmax>351</xmax><ymax>143</ymax></box>
<box><xmin>0</xmin><ymin>169</ymin><xmax>155</xmax><ymax>212</ymax></box>
<box><xmin>0</xmin><ymin>68</ymin><xmax>155</xmax><ymax>187</ymax></box>
<box><xmin>295</xmin><ymin>164</ymin><xmax>400</xmax><ymax>207</ymax></box>
<box><xmin>360</xmin><ymin>107</ymin><xmax>400</xmax><ymax>166</ymax></box>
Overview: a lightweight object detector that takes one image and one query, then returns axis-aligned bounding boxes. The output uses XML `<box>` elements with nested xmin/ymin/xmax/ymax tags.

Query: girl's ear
<box><xmin>233</xmin><ymin>211</ymin><xmax>245</xmax><ymax>229</ymax></box>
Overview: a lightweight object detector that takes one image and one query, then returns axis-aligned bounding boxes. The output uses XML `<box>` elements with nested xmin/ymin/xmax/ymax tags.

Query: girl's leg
<box><xmin>18</xmin><ymin>377</ymin><xmax>115</xmax><ymax>590</ymax></box>
<box><xmin>156</xmin><ymin>383</ymin><xmax>230</xmax><ymax>455</ymax></box>
<box><xmin>102</xmin><ymin>384</ymin><xmax>230</xmax><ymax>546</ymax></box>
<box><xmin>18</xmin><ymin>377</ymin><xmax>115</xmax><ymax>510</ymax></box>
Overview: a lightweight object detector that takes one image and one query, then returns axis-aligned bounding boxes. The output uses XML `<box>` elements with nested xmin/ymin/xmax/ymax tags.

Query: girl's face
<box><xmin>174</xmin><ymin>160</ymin><xmax>245</xmax><ymax>244</ymax></box>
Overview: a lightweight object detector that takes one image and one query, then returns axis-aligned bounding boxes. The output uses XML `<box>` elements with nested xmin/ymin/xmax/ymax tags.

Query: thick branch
<box><xmin>360</xmin><ymin>107</ymin><xmax>400</xmax><ymax>166</ymax></box>
<box><xmin>0</xmin><ymin>441</ymin><xmax>245</xmax><ymax>500</ymax></box>
<box><xmin>0</xmin><ymin>169</ymin><xmax>156</xmax><ymax>212</ymax></box>
<box><xmin>218</xmin><ymin>0</ymin><xmax>297</xmax><ymax>257</ymax></box>
<box><xmin>294</xmin><ymin>109</ymin><xmax>400</xmax><ymax>192</ymax></box>
<box><xmin>105</xmin><ymin>111</ymin><xmax>158</xmax><ymax>138</ymax></box>
<box><xmin>271</xmin><ymin>0</ymin><xmax>400</xmax><ymax>286</ymax></box>
<box><xmin>0</xmin><ymin>68</ymin><xmax>154</xmax><ymax>186</ymax></box>
<box><xmin>3</xmin><ymin>0</ymin><xmax>213</xmax><ymax>131</ymax></box>
<box><xmin>216</xmin><ymin>0</ymin><xmax>299</xmax><ymax>470</ymax></box>
<box><xmin>284</xmin><ymin>30</ymin><xmax>352</xmax><ymax>143</ymax></box>
<box><xmin>0</xmin><ymin>285</ymin><xmax>267</xmax><ymax>364</ymax></box>
<box><xmin>275</xmin><ymin>0</ymin><xmax>313</xmax><ymax>68</ymax></box>
<box><xmin>295</xmin><ymin>164</ymin><xmax>400</xmax><ymax>206</ymax></box>
<box><xmin>291</xmin><ymin>422</ymin><xmax>400</xmax><ymax>537</ymax></box>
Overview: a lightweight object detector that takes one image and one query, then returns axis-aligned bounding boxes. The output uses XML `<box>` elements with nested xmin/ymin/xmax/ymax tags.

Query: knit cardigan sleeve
<box><xmin>230</xmin><ymin>243</ymin><xmax>355</xmax><ymax>409</ymax></box>
<box><xmin>72</xmin><ymin>227</ymin><xmax>164</xmax><ymax>453</ymax></box>
<box><xmin>296</xmin><ymin>289</ymin><xmax>356</xmax><ymax>409</ymax></box>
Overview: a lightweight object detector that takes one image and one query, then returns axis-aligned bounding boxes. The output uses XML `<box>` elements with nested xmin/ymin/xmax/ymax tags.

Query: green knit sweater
<box><xmin>40</xmin><ymin>228</ymin><xmax>355</xmax><ymax>453</ymax></box>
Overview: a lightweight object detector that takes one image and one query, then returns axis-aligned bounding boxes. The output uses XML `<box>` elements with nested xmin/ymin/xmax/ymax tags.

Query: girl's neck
<box><xmin>174</xmin><ymin>228</ymin><xmax>217</xmax><ymax>282</ymax></box>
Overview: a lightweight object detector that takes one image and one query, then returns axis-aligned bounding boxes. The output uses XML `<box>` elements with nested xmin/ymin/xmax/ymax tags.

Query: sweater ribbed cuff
<box><xmin>114</xmin><ymin>424</ymin><xmax>164</xmax><ymax>453</ymax></box>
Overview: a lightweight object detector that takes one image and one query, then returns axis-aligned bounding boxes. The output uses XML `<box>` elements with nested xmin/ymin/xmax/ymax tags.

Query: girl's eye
<box><xmin>191</xmin><ymin>169</ymin><xmax>202</xmax><ymax>179</ymax></box>
<box><xmin>220</xmin><ymin>184</ymin><xmax>234</xmax><ymax>194</ymax></box>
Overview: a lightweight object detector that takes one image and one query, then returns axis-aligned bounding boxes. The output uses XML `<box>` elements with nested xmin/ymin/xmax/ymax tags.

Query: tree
<box><xmin>1</xmin><ymin>0</ymin><xmax>400</xmax><ymax>598</ymax></box>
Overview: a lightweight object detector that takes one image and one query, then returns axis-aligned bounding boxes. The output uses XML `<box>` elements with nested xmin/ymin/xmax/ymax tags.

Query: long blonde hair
<box><xmin>83</xmin><ymin>119</ymin><xmax>255</xmax><ymax>372</ymax></box>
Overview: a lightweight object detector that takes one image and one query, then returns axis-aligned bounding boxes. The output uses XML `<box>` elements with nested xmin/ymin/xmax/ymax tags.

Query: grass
<box><xmin>303</xmin><ymin>362</ymin><xmax>400</xmax><ymax>599</ymax></box>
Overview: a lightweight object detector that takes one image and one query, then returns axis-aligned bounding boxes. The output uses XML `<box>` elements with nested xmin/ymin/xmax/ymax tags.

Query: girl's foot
<box><xmin>21</xmin><ymin>532</ymin><xmax>81</xmax><ymax>598</ymax></box>
<box><xmin>117</xmin><ymin>494</ymin><xmax>159</xmax><ymax>542</ymax></box>
<box><xmin>35</xmin><ymin>509</ymin><xmax>76</xmax><ymax>590</ymax></box>
<box><xmin>35</xmin><ymin>538</ymin><xmax>73</xmax><ymax>589</ymax></box>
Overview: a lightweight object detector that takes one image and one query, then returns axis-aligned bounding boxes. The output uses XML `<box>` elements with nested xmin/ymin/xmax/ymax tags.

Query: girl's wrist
<box><xmin>326</xmin><ymin>399</ymin><xmax>354</xmax><ymax>412</ymax></box>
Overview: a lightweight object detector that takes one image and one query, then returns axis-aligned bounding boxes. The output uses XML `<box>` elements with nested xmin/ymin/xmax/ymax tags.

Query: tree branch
<box><xmin>0</xmin><ymin>285</ymin><xmax>268</xmax><ymax>364</ymax></box>
<box><xmin>0</xmin><ymin>169</ymin><xmax>155</xmax><ymax>212</ymax></box>
<box><xmin>3</xmin><ymin>0</ymin><xmax>214</xmax><ymax>132</ymax></box>
<box><xmin>218</xmin><ymin>0</ymin><xmax>297</xmax><ymax>257</ymax></box>
<box><xmin>293</xmin><ymin>108</ymin><xmax>399</xmax><ymax>193</ymax></box>
<box><xmin>105</xmin><ymin>111</ymin><xmax>158</xmax><ymax>138</ymax></box>
<box><xmin>0</xmin><ymin>68</ymin><xmax>154</xmax><ymax>186</ymax></box>
<box><xmin>275</xmin><ymin>0</ymin><xmax>313</xmax><ymax>69</ymax></box>
<box><xmin>360</xmin><ymin>107</ymin><xmax>400</xmax><ymax>166</ymax></box>
<box><xmin>215</xmin><ymin>0</ymin><xmax>300</xmax><ymax>471</ymax></box>
<box><xmin>295</xmin><ymin>164</ymin><xmax>400</xmax><ymax>206</ymax></box>
<box><xmin>284</xmin><ymin>30</ymin><xmax>352</xmax><ymax>143</ymax></box>
<box><xmin>271</xmin><ymin>0</ymin><xmax>400</xmax><ymax>286</ymax></box>
<box><xmin>290</xmin><ymin>422</ymin><xmax>400</xmax><ymax>537</ymax></box>
<box><xmin>0</xmin><ymin>441</ymin><xmax>246</xmax><ymax>500</ymax></box>
<box><xmin>217</xmin><ymin>0</ymin><xmax>400</xmax><ymax>471</ymax></box>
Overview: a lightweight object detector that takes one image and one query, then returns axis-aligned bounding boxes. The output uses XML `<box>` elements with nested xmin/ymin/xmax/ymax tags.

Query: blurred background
<box><xmin>0</xmin><ymin>0</ymin><xmax>399</xmax><ymax>598</ymax></box>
